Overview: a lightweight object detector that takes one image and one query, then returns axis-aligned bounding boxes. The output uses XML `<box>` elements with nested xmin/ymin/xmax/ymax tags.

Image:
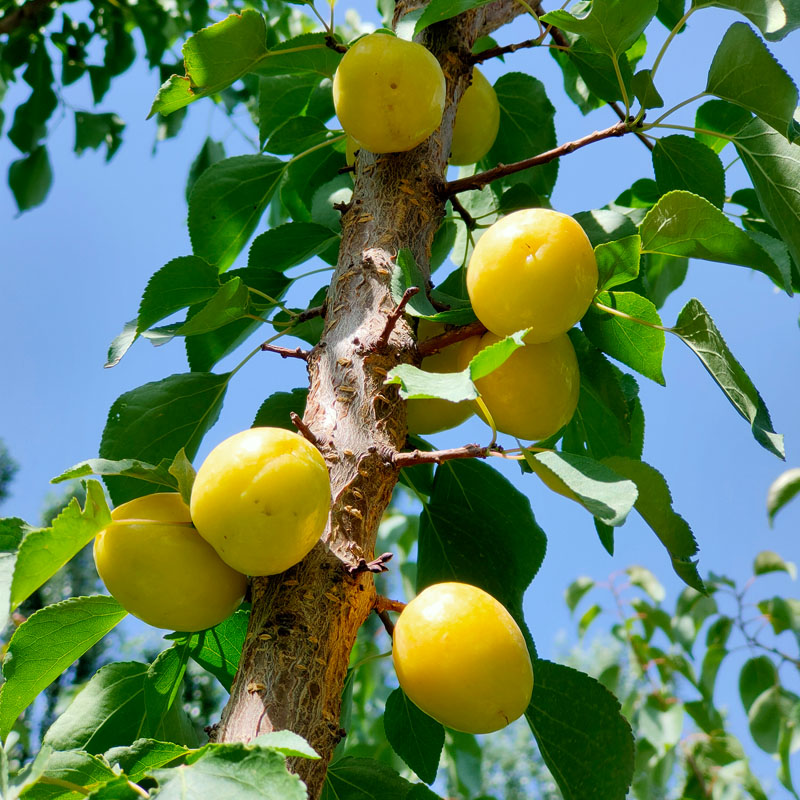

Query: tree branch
<box><xmin>261</xmin><ymin>344</ymin><xmax>310</xmax><ymax>360</ymax></box>
<box><xmin>417</xmin><ymin>321</ymin><xmax>486</xmax><ymax>357</ymax></box>
<box><xmin>290</xmin><ymin>412</ymin><xmax>320</xmax><ymax>446</ymax></box>
<box><xmin>394</xmin><ymin>443</ymin><xmax>495</xmax><ymax>467</ymax></box>
<box><xmin>375</xmin><ymin>287</ymin><xmax>420</xmax><ymax>350</ymax></box>
<box><xmin>0</xmin><ymin>0</ymin><xmax>53</xmax><ymax>35</ymax></box>
<box><xmin>450</xmin><ymin>194</ymin><xmax>477</xmax><ymax>229</ymax></box>
<box><xmin>444</xmin><ymin>120</ymin><xmax>631</xmax><ymax>195</ymax></box>
<box><xmin>375</xmin><ymin>595</ymin><xmax>407</xmax><ymax>614</ymax></box>
<box><xmin>609</xmin><ymin>101</ymin><xmax>655</xmax><ymax>151</ymax></box>
<box><xmin>471</xmin><ymin>37</ymin><xmax>541</xmax><ymax>64</ymax></box>
<box><xmin>295</xmin><ymin>303</ymin><xmax>326</xmax><ymax>324</ymax></box>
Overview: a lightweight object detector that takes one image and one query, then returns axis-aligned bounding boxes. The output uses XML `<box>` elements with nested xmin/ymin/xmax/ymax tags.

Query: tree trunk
<box><xmin>216</xmin><ymin>3</ymin><xmax>521</xmax><ymax>796</ymax></box>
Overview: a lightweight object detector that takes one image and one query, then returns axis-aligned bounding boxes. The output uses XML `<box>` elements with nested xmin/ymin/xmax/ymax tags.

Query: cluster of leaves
<box><xmin>1</xmin><ymin>0</ymin><xmax>800</xmax><ymax>797</ymax></box>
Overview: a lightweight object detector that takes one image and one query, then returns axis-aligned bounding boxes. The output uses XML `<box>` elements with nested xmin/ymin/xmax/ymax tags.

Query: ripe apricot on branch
<box><xmin>465</xmin><ymin>331</ymin><xmax>580</xmax><ymax>441</ymax></box>
<box><xmin>406</xmin><ymin>321</ymin><xmax>480</xmax><ymax>435</ymax></box>
<box><xmin>450</xmin><ymin>68</ymin><xmax>500</xmax><ymax>166</ymax></box>
<box><xmin>190</xmin><ymin>427</ymin><xmax>330</xmax><ymax>576</ymax></box>
<box><xmin>392</xmin><ymin>582</ymin><xmax>533</xmax><ymax>733</ymax></box>
<box><xmin>333</xmin><ymin>32</ymin><xmax>446</xmax><ymax>154</ymax></box>
<box><xmin>467</xmin><ymin>209</ymin><xmax>598</xmax><ymax>343</ymax></box>
<box><xmin>94</xmin><ymin>493</ymin><xmax>247</xmax><ymax>632</ymax></box>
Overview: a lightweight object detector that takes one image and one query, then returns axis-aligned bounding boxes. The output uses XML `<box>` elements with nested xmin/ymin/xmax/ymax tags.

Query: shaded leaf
<box><xmin>384</xmin><ymin>688</ymin><xmax>444</xmax><ymax>784</ymax></box>
<box><xmin>767</xmin><ymin>468</ymin><xmax>800</xmax><ymax>524</ymax></box>
<box><xmin>253</xmin><ymin>389</ymin><xmax>308</xmax><ymax>430</ymax></box>
<box><xmin>105</xmin><ymin>739</ymin><xmax>189</xmax><ymax>783</ymax></box>
<box><xmin>595</xmin><ymin>235</ymin><xmax>642</xmax><ymax>291</ymax></box>
<box><xmin>695</xmin><ymin>99</ymin><xmax>753</xmax><ymax>153</ymax></box>
<box><xmin>9</xmin><ymin>146</ymin><xmax>52</xmax><ymax>212</ymax></box>
<box><xmin>754</xmin><ymin>549</ymin><xmax>797</xmax><ymax>578</ymax></box>
<box><xmin>414</xmin><ymin>0</ymin><xmax>494</xmax><ymax>34</ymax></box>
<box><xmin>322</xmin><ymin>757</ymin><xmax>420</xmax><ymax>800</ymax></box>
<box><xmin>248</xmin><ymin>222</ymin><xmax>339</xmax><ymax>271</ymax></box>
<box><xmin>693</xmin><ymin>0</ymin><xmax>800</xmax><ymax>40</ymax></box>
<box><xmin>652</xmin><ymin>135</ymin><xmax>726</xmax><ymax>207</ymax></box>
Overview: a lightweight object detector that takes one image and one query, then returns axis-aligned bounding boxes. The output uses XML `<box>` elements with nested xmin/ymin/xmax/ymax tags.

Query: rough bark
<box><xmin>216</xmin><ymin>3</ymin><xmax>522</xmax><ymax>796</ymax></box>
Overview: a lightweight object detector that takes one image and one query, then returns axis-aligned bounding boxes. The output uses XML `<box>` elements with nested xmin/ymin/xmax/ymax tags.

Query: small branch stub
<box><xmin>290</xmin><ymin>412</ymin><xmax>320</xmax><ymax>446</ymax></box>
<box><xmin>417</xmin><ymin>321</ymin><xmax>487</xmax><ymax>357</ymax></box>
<box><xmin>375</xmin><ymin>287</ymin><xmax>420</xmax><ymax>350</ymax></box>
<box><xmin>345</xmin><ymin>552</ymin><xmax>394</xmax><ymax>577</ymax></box>
<box><xmin>261</xmin><ymin>344</ymin><xmax>310</xmax><ymax>360</ymax></box>
<box><xmin>393</xmin><ymin>443</ymin><xmax>493</xmax><ymax>467</ymax></box>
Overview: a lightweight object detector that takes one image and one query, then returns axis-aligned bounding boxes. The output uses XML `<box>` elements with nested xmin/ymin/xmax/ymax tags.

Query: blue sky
<box><xmin>1</xmin><ymin>0</ymin><xmax>799</xmax><ymax>791</ymax></box>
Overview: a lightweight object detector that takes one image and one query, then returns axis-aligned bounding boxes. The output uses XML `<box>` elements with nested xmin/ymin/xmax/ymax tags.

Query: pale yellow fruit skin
<box><xmin>406</xmin><ymin>321</ymin><xmax>480</xmax><ymax>435</ymax></box>
<box><xmin>190</xmin><ymin>428</ymin><xmax>330</xmax><ymax>576</ymax></box>
<box><xmin>467</xmin><ymin>209</ymin><xmax>598</xmax><ymax>343</ymax></box>
<box><xmin>333</xmin><ymin>33</ymin><xmax>445</xmax><ymax>154</ymax></box>
<box><xmin>450</xmin><ymin>68</ymin><xmax>500</xmax><ymax>166</ymax></box>
<box><xmin>94</xmin><ymin>493</ymin><xmax>247</xmax><ymax>632</ymax></box>
<box><xmin>393</xmin><ymin>582</ymin><xmax>533</xmax><ymax>734</ymax></box>
<box><xmin>466</xmin><ymin>331</ymin><xmax>580</xmax><ymax>441</ymax></box>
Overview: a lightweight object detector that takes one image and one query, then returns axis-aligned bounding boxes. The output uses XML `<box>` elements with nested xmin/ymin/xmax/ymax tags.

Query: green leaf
<box><xmin>758</xmin><ymin>596</ymin><xmax>800</xmax><ymax>635</ymax></box>
<box><xmin>253</xmin><ymin>389</ymin><xmax>308</xmax><ymax>430</ymax></box>
<box><xmin>565</xmin><ymin>576</ymin><xmax>595</xmax><ymax>613</ymax></box>
<box><xmin>575</xmin><ymin>209</ymin><xmax>638</xmax><ymax>248</ymax></box>
<box><xmin>254</xmin><ymin>33</ymin><xmax>342</xmax><ymax>78</ymax></box>
<box><xmin>105</xmin><ymin>739</ymin><xmax>189</xmax><ymax>782</ymax></box>
<box><xmin>51</xmin><ymin>458</ymin><xmax>178</xmax><ymax>492</ymax></box>
<box><xmin>105</xmin><ymin>319</ymin><xmax>139</xmax><ymax>369</ymax></box>
<box><xmin>483</xmin><ymin>73</ymin><xmax>557</xmax><ymax>197</ymax></box>
<box><xmin>749</xmin><ymin>686</ymin><xmax>800</xmax><ymax>753</ymax></box>
<box><xmin>250</xmin><ymin>731</ymin><xmax>319</xmax><ymax>760</ymax></box>
<box><xmin>168</xmin><ymin>450</ymin><xmax>196</xmax><ymax>507</ymax></box>
<box><xmin>734</xmin><ymin>118</ymin><xmax>800</xmax><ymax>269</ymax></box>
<box><xmin>177</xmin><ymin>278</ymin><xmax>250</xmax><ymax>336</ymax></box>
<box><xmin>189</xmin><ymin>155</ymin><xmax>286</xmax><ymax>272</ymax></box>
<box><xmin>413</xmin><ymin>0</ymin><xmax>494</xmax><ymax>34</ymax></box>
<box><xmin>322</xmin><ymin>757</ymin><xmax>419</xmax><ymax>800</ymax></box>
<box><xmin>145</xmin><ymin>643</ymin><xmax>189</xmax><ymax>734</ymax></box>
<box><xmin>602</xmin><ymin>457</ymin><xmax>704</xmax><ymax>591</ymax></box>
<box><xmin>148</xmin><ymin>11</ymin><xmax>268</xmax><ymax>117</ymax></box>
<box><xmin>468</xmin><ymin>329</ymin><xmax>528</xmax><ymax>380</ymax></box>
<box><xmin>151</xmin><ymin>742</ymin><xmax>307</xmax><ymax>799</ymax></box>
<box><xmin>631</xmin><ymin>69</ymin><xmax>664</xmax><ymax>109</ymax></box>
<box><xmin>740</xmin><ymin>655</ymin><xmax>779</xmax><ymax>712</ymax></box>
<box><xmin>99</xmin><ymin>373</ymin><xmax>230</xmax><ymax>505</ymax></box>
<box><xmin>43</xmin><ymin>661</ymin><xmax>194</xmax><ymax>754</ymax></box>
<box><xmin>175</xmin><ymin>608</ymin><xmax>249</xmax><ymax>691</ymax></box>
<box><xmin>693</xmin><ymin>0</ymin><xmax>800</xmax><ymax>40</ymax></box>
<box><xmin>21</xmin><ymin>750</ymin><xmax>119</xmax><ymax>799</ymax></box>
<box><xmin>526</xmin><ymin>660</ymin><xmax>634</xmax><ymax>800</ymax></box>
<box><xmin>385</xmin><ymin>364</ymin><xmax>476</xmax><ymax>403</ymax></box>
<box><xmin>577</xmin><ymin>603</ymin><xmax>602</xmax><ymax>638</ymax></box>
<box><xmin>74</xmin><ymin>111</ymin><xmax>125</xmax><ymax>161</ymax></box>
<box><xmin>695</xmin><ymin>99</ymin><xmax>753</xmax><ymax>152</ymax></box>
<box><xmin>391</xmin><ymin>249</ymin><xmax>439</xmax><ymax>317</ymax></box>
<box><xmin>541</xmin><ymin>0</ymin><xmax>658</xmax><ymax>55</ymax></box>
<box><xmin>525</xmin><ymin>450</ymin><xmax>638</xmax><ymax>526</ymax></box>
<box><xmin>0</xmin><ymin>519</ymin><xmax>25</xmax><ymax>631</ymax></box>
<box><xmin>639</xmin><ymin>190</ymin><xmax>791</xmax><ymax>292</ymax></box>
<box><xmin>248</xmin><ymin>222</ymin><xmax>339</xmax><ymax>271</ymax></box>
<box><xmin>596</xmin><ymin>236</ymin><xmax>642</xmax><ymax>291</ymax></box>
<box><xmin>384</xmin><ymin>688</ymin><xmax>444</xmax><ymax>785</ymax></box>
<box><xmin>258</xmin><ymin>74</ymin><xmax>322</xmax><ymax>147</ymax></box>
<box><xmin>669</xmin><ymin>298</ymin><xmax>784</xmax><ymax>458</ymax></box>
<box><xmin>9</xmin><ymin>146</ymin><xmax>52</xmax><ymax>212</ymax></box>
<box><xmin>652</xmin><ymin>135</ymin><xmax>726</xmax><ymax>208</ymax></box>
<box><xmin>186</xmin><ymin>138</ymin><xmax>226</xmax><ymax>203</ymax></box>
<box><xmin>8</xmin><ymin>481</ymin><xmax>110</xmax><ymax>616</ymax></box>
<box><xmin>767</xmin><ymin>468</ymin><xmax>800</xmax><ymax>523</ymax></box>
<box><xmin>0</xmin><ymin>596</ymin><xmax>126</xmax><ymax>740</ymax></box>
<box><xmin>582</xmin><ymin>291</ymin><xmax>666</xmax><ymax>384</ymax></box>
<box><xmin>137</xmin><ymin>257</ymin><xmax>221</xmax><ymax>335</ymax></box>
<box><xmin>627</xmin><ymin>565</ymin><xmax>666</xmax><ymax>602</ymax></box>
<box><xmin>705</xmin><ymin>22</ymin><xmax>798</xmax><ymax>140</ymax></box>
<box><xmin>266</xmin><ymin>116</ymin><xmax>333</xmax><ymax>155</ymax></box>
<box><xmin>417</xmin><ymin>459</ymin><xmax>547</xmax><ymax>651</ymax></box>
<box><xmin>754</xmin><ymin>549</ymin><xmax>797</xmax><ymax>578</ymax></box>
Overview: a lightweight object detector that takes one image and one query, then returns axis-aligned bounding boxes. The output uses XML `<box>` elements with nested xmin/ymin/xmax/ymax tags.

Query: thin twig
<box><xmin>260</xmin><ymin>344</ymin><xmax>310</xmax><ymax>360</ymax></box>
<box><xmin>375</xmin><ymin>287</ymin><xmax>420</xmax><ymax>350</ymax></box>
<box><xmin>393</xmin><ymin>443</ymin><xmax>493</xmax><ymax>467</ymax></box>
<box><xmin>376</xmin><ymin>610</ymin><xmax>396</xmax><ymax>638</ymax></box>
<box><xmin>324</xmin><ymin>34</ymin><xmax>348</xmax><ymax>53</ymax></box>
<box><xmin>609</xmin><ymin>101</ymin><xmax>655</xmax><ymax>151</ymax></box>
<box><xmin>450</xmin><ymin>195</ymin><xmax>477</xmax><ymax>230</ymax></box>
<box><xmin>295</xmin><ymin>303</ymin><xmax>326</xmax><ymax>324</ymax></box>
<box><xmin>375</xmin><ymin>595</ymin><xmax>407</xmax><ymax>614</ymax></box>
<box><xmin>290</xmin><ymin>412</ymin><xmax>320</xmax><ymax>446</ymax></box>
<box><xmin>417</xmin><ymin>322</ymin><xmax>487</xmax><ymax>357</ymax></box>
<box><xmin>444</xmin><ymin>120</ymin><xmax>630</xmax><ymax>195</ymax></box>
<box><xmin>471</xmin><ymin>38</ymin><xmax>540</xmax><ymax>64</ymax></box>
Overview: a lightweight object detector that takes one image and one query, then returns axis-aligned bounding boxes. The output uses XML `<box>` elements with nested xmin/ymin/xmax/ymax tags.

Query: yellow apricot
<box><xmin>94</xmin><ymin>493</ymin><xmax>247</xmax><ymax>632</ymax></box>
<box><xmin>466</xmin><ymin>331</ymin><xmax>580</xmax><ymax>441</ymax></box>
<box><xmin>393</xmin><ymin>582</ymin><xmax>533</xmax><ymax>733</ymax></box>
<box><xmin>190</xmin><ymin>427</ymin><xmax>330</xmax><ymax>576</ymax></box>
<box><xmin>467</xmin><ymin>209</ymin><xmax>598</xmax><ymax>342</ymax></box>
<box><xmin>406</xmin><ymin>321</ymin><xmax>479</xmax><ymax>435</ymax></box>
<box><xmin>333</xmin><ymin>33</ymin><xmax>445</xmax><ymax>154</ymax></box>
<box><xmin>450</xmin><ymin>68</ymin><xmax>500</xmax><ymax>166</ymax></box>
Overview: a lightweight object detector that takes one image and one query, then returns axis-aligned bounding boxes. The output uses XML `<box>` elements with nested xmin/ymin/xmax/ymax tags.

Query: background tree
<box><xmin>1</xmin><ymin>0</ymin><xmax>799</xmax><ymax>798</ymax></box>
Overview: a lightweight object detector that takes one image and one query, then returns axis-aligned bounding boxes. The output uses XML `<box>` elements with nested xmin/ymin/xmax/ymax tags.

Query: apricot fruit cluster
<box><xmin>94</xmin><ymin>427</ymin><xmax>331</xmax><ymax>631</ymax></box>
<box><xmin>464</xmin><ymin>208</ymin><xmax>598</xmax><ymax>441</ymax></box>
<box><xmin>333</xmin><ymin>34</ymin><xmax>499</xmax><ymax>162</ymax></box>
<box><xmin>393</xmin><ymin>582</ymin><xmax>533</xmax><ymax>733</ymax></box>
